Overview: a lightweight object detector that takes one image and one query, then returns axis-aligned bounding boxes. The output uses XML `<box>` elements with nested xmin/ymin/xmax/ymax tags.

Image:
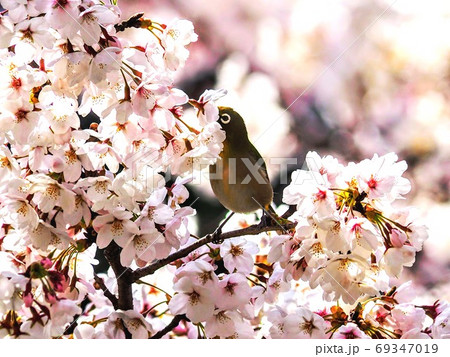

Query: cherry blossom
<box><xmin>168</xmin><ymin>276</ymin><xmax>215</xmax><ymax>323</ymax></box>
<box><xmin>28</xmin><ymin>174</ymin><xmax>76</xmax><ymax>213</ymax></box>
<box><xmin>93</xmin><ymin>209</ymin><xmax>139</xmax><ymax>249</ymax></box>
<box><xmin>432</xmin><ymin>305</ymin><xmax>450</xmax><ymax>338</ymax></box>
<box><xmin>161</xmin><ymin>19</ymin><xmax>198</xmax><ymax>71</ymax></box>
<box><xmin>104</xmin><ymin>310</ymin><xmax>153</xmax><ymax>339</ymax></box>
<box><xmin>220</xmin><ymin>238</ymin><xmax>259</xmax><ymax>275</ymax></box>
<box><xmin>216</xmin><ymin>273</ymin><xmax>252</xmax><ymax>310</ymax></box>
<box><xmin>174</xmin><ymin>260</ymin><xmax>218</xmax><ymax>290</ymax></box>
<box><xmin>78</xmin><ymin>4</ymin><xmax>121</xmax><ymax>47</ymax></box>
<box><xmin>190</xmin><ymin>88</ymin><xmax>228</xmax><ymax>126</ymax></box>
<box><xmin>283</xmin><ymin>169</ymin><xmax>335</xmax><ymax>217</ymax></box>
<box><xmin>283</xmin><ymin>307</ymin><xmax>327</xmax><ymax>339</ymax></box>
<box><xmin>333</xmin><ymin>323</ymin><xmax>370</xmax><ymax>339</ymax></box>
<box><xmin>120</xmin><ymin>227</ymin><xmax>164</xmax><ymax>267</ymax></box>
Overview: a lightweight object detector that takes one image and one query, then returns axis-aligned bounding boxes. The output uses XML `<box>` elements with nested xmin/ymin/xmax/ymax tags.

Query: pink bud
<box><xmin>45</xmin><ymin>291</ymin><xmax>58</xmax><ymax>304</ymax></box>
<box><xmin>48</xmin><ymin>271</ymin><xmax>69</xmax><ymax>293</ymax></box>
<box><xmin>23</xmin><ymin>292</ymin><xmax>33</xmax><ymax>308</ymax></box>
<box><xmin>390</xmin><ymin>229</ymin><xmax>407</xmax><ymax>248</ymax></box>
<box><xmin>41</xmin><ymin>258</ymin><xmax>53</xmax><ymax>269</ymax></box>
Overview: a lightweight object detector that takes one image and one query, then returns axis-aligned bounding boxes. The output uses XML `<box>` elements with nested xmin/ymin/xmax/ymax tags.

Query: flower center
<box><xmin>367</xmin><ymin>176</ymin><xmax>378</xmax><ymax>189</ymax></box>
<box><xmin>45</xmin><ymin>184</ymin><xmax>61</xmax><ymax>200</ymax></box>
<box><xmin>134</xmin><ymin>236</ymin><xmax>149</xmax><ymax>251</ymax></box>
<box><xmin>10</xmin><ymin>76</ymin><xmax>22</xmax><ymax>90</ymax></box>
<box><xmin>50</xmin><ymin>233</ymin><xmax>62</xmax><ymax>246</ymax></box>
<box><xmin>111</xmin><ymin>220</ymin><xmax>124</xmax><ymax>236</ymax></box>
<box><xmin>17</xmin><ymin>202</ymin><xmax>29</xmax><ymax>216</ymax></box>
<box><xmin>20</xmin><ymin>27</ymin><xmax>34</xmax><ymax>42</ymax></box>
<box><xmin>230</xmin><ymin>244</ymin><xmax>244</xmax><ymax>257</ymax></box>
<box><xmin>198</xmin><ymin>271</ymin><xmax>212</xmax><ymax>285</ymax></box>
<box><xmin>188</xmin><ymin>291</ymin><xmax>200</xmax><ymax>305</ymax></box>
<box><xmin>338</xmin><ymin>258</ymin><xmax>349</xmax><ymax>271</ymax></box>
<box><xmin>95</xmin><ymin>180</ymin><xmax>108</xmax><ymax>194</ymax></box>
<box><xmin>314</xmin><ymin>189</ymin><xmax>327</xmax><ymax>201</ymax></box>
<box><xmin>0</xmin><ymin>156</ymin><xmax>11</xmax><ymax>169</ymax></box>
<box><xmin>65</xmin><ymin>149</ymin><xmax>78</xmax><ymax>164</ymax></box>
<box><xmin>15</xmin><ymin>109</ymin><xmax>28</xmax><ymax>123</ymax></box>
<box><xmin>299</xmin><ymin>319</ymin><xmax>314</xmax><ymax>335</ymax></box>
<box><xmin>53</xmin><ymin>0</ymin><xmax>69</xmax><ymax>9</ymax></box>
<box><xmin>224</xmin><ymin>281</ymin><xmax>237</xmax><ymax>295</ymax></box>
<box><xmin>311</xmin><ymin>242</ymin><xmax>323</xmax><ymax>256</ymax></box>
<box><xmin>216</xmin><ymin>311</ymin><xmax>230</xmax><ymax>324</ymax></box>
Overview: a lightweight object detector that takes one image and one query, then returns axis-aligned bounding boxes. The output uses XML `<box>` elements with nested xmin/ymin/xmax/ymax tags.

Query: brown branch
<box><xmin>150</xmin><ymin>314</ymin><xmax>186</xmax><ymax>339</ymax></box>
<box><xmin>93</xmin><ymin>273</ymin><xmax>119</xmax><ymax>310</ymax></box>
<box><xmin>132</xmin><ymin>221</ymin><xmax>296</xmax><ymax>282</ymax></box>
<box><xmin>103</xmin><ymin>242</ymin><xmax>134</xmax><ymax>311</ymax></box>
<box><xmin>281</xmin><ymin>205</ymin><xmax>297</xmax><ymax>219</ymax></box>
<box><xmin>114</xmin><ymin>13</ymin><xmax>144</xmax><ymax>32</ymax></box>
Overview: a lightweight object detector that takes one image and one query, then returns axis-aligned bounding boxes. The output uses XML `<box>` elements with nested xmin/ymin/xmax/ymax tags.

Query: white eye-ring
<box><xmin>220</xmin><ymin>113</ymin><xmax>231</xmax><ymax>124</ymax></box>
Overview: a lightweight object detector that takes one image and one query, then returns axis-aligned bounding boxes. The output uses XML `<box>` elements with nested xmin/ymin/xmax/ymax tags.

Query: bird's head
<box><xmin>217</xmin><ymin>106</ymin><xmax>248</xmax><ymax>142</ymax></box>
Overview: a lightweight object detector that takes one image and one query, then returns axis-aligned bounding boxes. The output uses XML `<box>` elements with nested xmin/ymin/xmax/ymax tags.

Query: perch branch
<box><xmin>132</xmin><ymin>220</ymin><xmax>296</xmax><ymax>282</ymax></box>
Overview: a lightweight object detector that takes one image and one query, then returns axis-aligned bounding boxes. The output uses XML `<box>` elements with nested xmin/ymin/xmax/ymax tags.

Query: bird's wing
<box><xmin>247</xmin><ymin>142</ymin><xmax>271</xmax><ymax>184</ymax></box>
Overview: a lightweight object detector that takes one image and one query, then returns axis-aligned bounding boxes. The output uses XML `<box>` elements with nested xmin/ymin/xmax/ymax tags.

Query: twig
<box><xmin>93</xmin><ymin>273</ymin><xmax>119</xmax><ymax>310</ymax></box>
<box><xmin>281</xmin><ymin>205</ymin><xmax>297</xmax><ymax>219</ymax></box>
<box><xmin>132</xmin><ymin>221</ymin><xmax>296</xmax><ymax>282</ymax></box>
<box><xmin>114</xmin><ymin>13</ymin><xmax>144</xmax><ymax>32</ymax></box>
<box><xmin>150</xmin><ymin>314</ymin><xmax>186</xmax><ymax>339</ymax></box>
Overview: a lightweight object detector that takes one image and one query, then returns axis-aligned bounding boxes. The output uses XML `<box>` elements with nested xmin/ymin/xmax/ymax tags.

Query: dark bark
<box><xmin>103</xmin><ymin>242</ymin><xmax>134</xmax><ymax>311</ymax></box>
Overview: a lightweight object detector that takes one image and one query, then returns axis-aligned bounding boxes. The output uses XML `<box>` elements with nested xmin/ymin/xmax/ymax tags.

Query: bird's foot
<box><xmin>210</xmin><ymin>212</ymin><xmax>235</xmax><ymax>244</ymax></box>
<box><xmin>259</xmin><ymin>209</ymin><xmax>291</xmax><ymax>230</ymax></box>
<box><xmin>258</xmin><ymin>213</ymin><xmax>273</xmax><ymax>228</ymax></box>
<box><xmin>211</xmin><ymin>227</ymin><xmax>223</xmax><ymax>244</ymax></box>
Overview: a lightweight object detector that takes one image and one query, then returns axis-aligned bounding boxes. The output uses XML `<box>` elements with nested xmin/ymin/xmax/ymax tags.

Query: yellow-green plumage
<box><xmin>209</xmin><ymin>107</ymin><xmax>273</xmax><ymax>213</ymax></box>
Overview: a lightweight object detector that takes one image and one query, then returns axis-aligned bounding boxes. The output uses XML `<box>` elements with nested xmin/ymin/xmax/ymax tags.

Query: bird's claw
<box><xmin>211</xmin><ymin>227</ymin><xmax>223</xmax><ymax>244</ymax></box>
<box><xmin>259</xmin><ymin>211</ymin><xmax>276</xmax><ymax>228</ymax></box>
<box><xmin>259</xmin><ymin>211</ymin><xmax>290</xmax><ymax>230</ymax></box>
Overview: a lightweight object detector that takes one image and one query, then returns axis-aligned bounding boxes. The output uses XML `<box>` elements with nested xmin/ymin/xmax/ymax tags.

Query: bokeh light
<box><xmin>118</xmin><ymin>0</ymin><xmax>450</xmax><ymax>300</ymax></box>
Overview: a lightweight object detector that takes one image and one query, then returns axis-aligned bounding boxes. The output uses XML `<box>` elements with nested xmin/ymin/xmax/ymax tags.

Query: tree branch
<box><xmin>114</xmin><ymin>13</ymin><xmax>144</xmax><ymax>32</ymax></box>
<box><xmin>132</xmin><ymin>221</ymin><xmax>296</xmax><ymax>282</ymax></box>
<box><xmin>93</xmin><ymin>273</ymin><xmax>119</xmax><ymax>310</ymax></box>
<box><xmin>150</xmin><ymin>314</ymin><xmax>186</xmax><ymax>339</ymax></box>
<box><xmin>103</xmin><ymin>242</ymin><xmax>134</xmax><ymax>311</ymax></box>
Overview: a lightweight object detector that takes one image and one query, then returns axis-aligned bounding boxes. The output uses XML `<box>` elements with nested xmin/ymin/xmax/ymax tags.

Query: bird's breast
<box><xmin>209</xmin><ymin>143</ymin><xmax>273</xmax><ymax>213</ymax></box>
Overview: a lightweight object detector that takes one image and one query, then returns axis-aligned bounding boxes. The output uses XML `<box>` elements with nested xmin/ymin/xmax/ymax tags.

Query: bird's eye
<box><xmin>220</xmin><ymin>113</ymin><xmax>231</xmax><ymax>124</ymax></box>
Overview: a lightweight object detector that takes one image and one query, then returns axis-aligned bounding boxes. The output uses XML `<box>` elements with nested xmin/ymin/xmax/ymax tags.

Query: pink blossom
<box><xmin>216</xmin><ymin>273</ymin><xmax>252</xmax><ymax>310</ymax></box>
<box><xmin>28</xmin><ymin>174</ymin><xmax>76</xmax><ymax>214</ymax></box>
<box><xmin>120</xmin><ymin>227</ymin><xmax>165</xmax><ymax>267</ymax></box>
<box><xmin>220</xmin><ymin>238</ymin><xmax>258</xmax><ymax>275</ymax></box>
<box><xmin>104</xmin><ymin>310</ymin><xmax>153</xmax><ymax>339</ymax></box>
<box><xmin>333</xmin><ymin>323</ymin><xmax>369</xmax><ymax>339</ymax></box>
<box><xmin>92</xmin><ymin>209</ymin><xmax>139</xmax><ymax>249</ymax></box>
<box><xmin>161</xmin><ymin>19</ymin><xmax>198</xmax><ymax>71</ymax></box>
<box><xmin>174</xmin><ymin>260</ymin><xmax>218</xmax><ymax>290</ymax></box>
<box><xmin>168</xmin><ymin>276</ymin><xmax>215</xmax><ymax>323</ymax></box>
<box><xmin>284</xmin><ymin>307</ymin><xmax>327</xmax><ymax>339</ymax></box>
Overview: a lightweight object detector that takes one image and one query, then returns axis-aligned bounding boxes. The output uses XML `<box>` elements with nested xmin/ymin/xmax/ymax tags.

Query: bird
<box><xmin>209</xmin><ymin>106</ymin><xmax>274</xmax><ymax>215</ymax></box>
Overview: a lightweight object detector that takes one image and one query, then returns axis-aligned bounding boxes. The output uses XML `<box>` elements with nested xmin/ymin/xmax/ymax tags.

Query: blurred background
<box><xmin>117</xmin><ymin>0</ymin><xmax>450</xmax><ymax>300</ymax></box>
